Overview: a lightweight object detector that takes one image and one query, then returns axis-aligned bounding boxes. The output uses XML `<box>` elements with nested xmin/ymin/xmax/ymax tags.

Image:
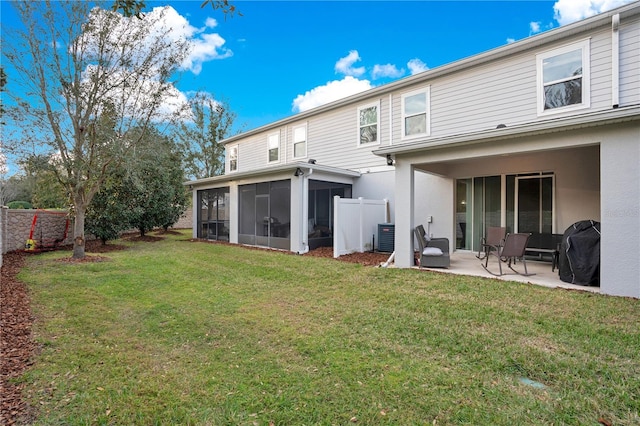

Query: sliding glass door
<box><xmin>456</xmin><ymin>173</ymin><xmax>554</xmax><ymax>252</ymax></box>
<box><xmin>515</xmin><ymin>175</ymin><xmax>554</xmax><ymax>234</ymax></box>
<box><xmin>456</xmin><ymin>176</ymin><xmax>500</xmax><ymax>251</ymax></box>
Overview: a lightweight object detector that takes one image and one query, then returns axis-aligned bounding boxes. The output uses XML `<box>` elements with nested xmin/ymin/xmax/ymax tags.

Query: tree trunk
<box><xmin>72</xmin><ymin>201</ymin><xmax>86</xmax><ymax>259</ymax></box>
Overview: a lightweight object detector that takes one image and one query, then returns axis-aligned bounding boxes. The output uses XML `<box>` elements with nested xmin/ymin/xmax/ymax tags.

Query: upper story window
<box><xmin>228</xmin><ymin>145</ymin><xmax>238</xmax><ymax>172</ymax></box>
<box><xmin>293</xmin><ymin>125</ymin><xmax>306</xmax><ymax>159</ymax></box>
<box><xmin>402</xmin><ymin>88</ymin><xmax>430</xmax><ymax>139</ymax></box>
<box><xmin>537</xmin><ymin>40</ymin><xmax>590</xmax><ymax>115</ymax></box>
<box><xmin>357</xmin><ymin>101</ymin><xmax>380</xmax><ymax>146</ymax></box>
<box><xmin>268</xmin><ymin>133</ymin><xmax>279</xmax><ymax>163</ymax></box>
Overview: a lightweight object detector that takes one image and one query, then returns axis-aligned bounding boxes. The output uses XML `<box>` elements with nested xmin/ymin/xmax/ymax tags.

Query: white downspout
<box><xmin>612</xmin><ymin>13</ymin><xmax>620</xmax><ymax>108</ymax></box>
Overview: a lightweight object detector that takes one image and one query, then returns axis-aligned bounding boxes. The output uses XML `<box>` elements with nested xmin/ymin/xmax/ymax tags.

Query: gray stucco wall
<box><xmin>600</xmin><ymin>128</ymin><xmax>640</xmax><ymax>298</ymax></box>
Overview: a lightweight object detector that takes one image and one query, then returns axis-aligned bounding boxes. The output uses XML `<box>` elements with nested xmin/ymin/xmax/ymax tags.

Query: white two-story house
<box><xmin>187</xmin><ymin>2</ymin><xmax>640</xmax><ymax>298</ymax></box>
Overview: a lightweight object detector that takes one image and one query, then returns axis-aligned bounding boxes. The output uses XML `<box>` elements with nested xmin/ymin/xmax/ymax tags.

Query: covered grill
<box><xmin>558</xmin><ymin>220</ymin><xmax>601</xmax><ymax>286</ymax></box>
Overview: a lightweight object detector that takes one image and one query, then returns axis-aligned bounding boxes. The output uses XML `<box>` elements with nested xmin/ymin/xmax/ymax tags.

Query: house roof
<box><xmin>185</xmin><ymin>161</ymin><xmax>361</xmax><ymax>188</ymax></box>
<box><xmin>374</xmin><ymin>105</ymin><xmax>640</xmax><ymax>157</ymax></box>
<box><xmin>220</xmin><ymin>1</ymin><xmax>640</xmax><ymax>146</ymax></box>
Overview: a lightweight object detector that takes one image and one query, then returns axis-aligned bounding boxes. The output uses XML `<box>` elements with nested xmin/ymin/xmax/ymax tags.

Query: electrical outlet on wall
<box><xmin>427</xmin><ymin>215</ymin><xmax>433</xmax><ymax>223</ymax></box>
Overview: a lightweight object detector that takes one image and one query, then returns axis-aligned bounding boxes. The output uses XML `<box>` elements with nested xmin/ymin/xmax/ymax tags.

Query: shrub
<box><xmin>7</xmin><ymin>200</ymin><xmax>33</xmax><ymax>209</ymax></box>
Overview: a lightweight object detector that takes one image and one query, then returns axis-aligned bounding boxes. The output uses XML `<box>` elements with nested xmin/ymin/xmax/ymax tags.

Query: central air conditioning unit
<box><xmin>378</xmin><ymin>223</ymin><xmax>395</xmax><ymax>252</ymax></box>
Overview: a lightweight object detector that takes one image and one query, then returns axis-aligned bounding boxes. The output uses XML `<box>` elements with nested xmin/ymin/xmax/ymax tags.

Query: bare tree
<box><xmin>3</xmin><ymin>1</ymin><xmax>190</xmax><ymax>258</ymax></box>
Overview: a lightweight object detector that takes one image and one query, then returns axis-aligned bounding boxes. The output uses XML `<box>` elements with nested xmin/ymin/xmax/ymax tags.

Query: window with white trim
<box><xmin>357</xmin><ymin>101</ymin><xmax>379</xmax><ymax>146</ymax></box>
<box><xmin>228</xmin><ymin>145</ymin><xmax>238</xmax><ymax>172</ymax></box>
<box><xmin>267</xmin><ymin>133</ymin><xmax>279</xmax><ymax>163</ymax></box>
<box><xmin>293</xmin><ymin>125</ymin><xmax>306</xmax><ymax>159</ymax></box>
<box><xmin>537</xmin><ymin>40</ymin><xmax>590</xmax><ymax>115</ymax></box>
<box><xmin>401</xmin><ymin>88</ymin><xmax>429</xmax><ymax>139</ymax></box>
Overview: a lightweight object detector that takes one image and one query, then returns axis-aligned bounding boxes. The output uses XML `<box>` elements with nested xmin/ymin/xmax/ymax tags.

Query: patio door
<box><xmin>456</xmin><ymin>176</ymin><xmax>501</xmax><ymax>251</ymax></box>
<box><xmin>456</xmin><ymin>173</ymin><xmax>554</xmax><ymax>252</ymax></box>
<box><xmin>239</xmin><ymin>180</ymin><xmax>291</xmax><ymax>250</ymax></box>
<box><xmin>515</xmin><ymin>174</ymin><xmax>554</xmax><ymax>234</ymax></box>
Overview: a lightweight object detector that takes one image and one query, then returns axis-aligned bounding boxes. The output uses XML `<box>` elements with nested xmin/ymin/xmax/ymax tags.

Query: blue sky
<box><xmin>1</xmin><ymin>0</ymin><xmax>636</xmax><ymax>175</ymax></box>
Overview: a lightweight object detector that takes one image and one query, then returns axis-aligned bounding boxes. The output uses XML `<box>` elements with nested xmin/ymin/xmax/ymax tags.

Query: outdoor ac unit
<box><xmin>378</xmin><ymin>223</ymin><xmax>395</xmax><ymax>253</ymax></box>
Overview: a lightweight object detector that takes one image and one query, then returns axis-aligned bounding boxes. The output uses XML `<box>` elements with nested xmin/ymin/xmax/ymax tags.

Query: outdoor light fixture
<box><xmin>386</xmin><ymin>154</ymin><xmax>394</xmax><ymax>166</ymax></box>
<box><xmin>294</xmin><ymin>167</ymin><xmax>304</xmax><ymax>177</ymax></box>
<box><xmin>308</xmin><ymin>159</ymin><xmax>316</xmax><ymax>164</ymax></box>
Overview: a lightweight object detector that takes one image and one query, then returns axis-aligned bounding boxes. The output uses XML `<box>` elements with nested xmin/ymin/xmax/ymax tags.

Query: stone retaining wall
<box><xmin>172</xmin><ymin>205</ymin><xmax>193</xmax><ymax>229</ymax></box>
<box><xmin>1</xmin><ymin>208</ymin><xmax>73</xmax><ymax>256</ymax></box>
<box><xmin>0</xmin><ymin>206</ymin><xmax>193</xmax><ymax>266</ymax></box>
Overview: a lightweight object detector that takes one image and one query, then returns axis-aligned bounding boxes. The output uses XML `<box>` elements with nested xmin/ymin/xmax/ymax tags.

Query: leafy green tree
<box><xmin>85</xmin><ymin>167</ymin><xmax>132</xmax><ymax>244</ymax></box>
<box><xmin>126</xmin><ymin>129</ymin><xmax>188</xmax><ymax>236</ymax></box>
<box><xmin>175</xmin><ymin>92</ymin><xmax>238</xmax><ymax>180</ymax></box>
<box><xmin>3</xmin><ymin>1</ymin><xmax>190</xmax><ymax>258</ymax></box>
<box><xmin>86</xmin><ymin>128</ymin><xmax>188</xmax><ymax>240</ymax></box>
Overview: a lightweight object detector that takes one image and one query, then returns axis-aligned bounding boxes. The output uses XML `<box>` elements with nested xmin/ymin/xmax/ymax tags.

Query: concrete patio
<box><xmin>417</xmin><ymin>251</ymin><xmax>600</xmax><ymax>294</ymax></box>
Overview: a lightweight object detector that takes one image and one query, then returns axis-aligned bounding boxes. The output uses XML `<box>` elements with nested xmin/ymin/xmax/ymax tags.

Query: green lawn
<box><xmin>17</xmin><ymin>230</ymin><xmax>640</xmax><ymax>425</ymax></box>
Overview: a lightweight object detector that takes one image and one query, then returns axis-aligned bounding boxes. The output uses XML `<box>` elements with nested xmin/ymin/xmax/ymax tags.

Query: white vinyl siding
<box><xmin>302</xmin><ymin>100</ymin><xmax>389</xmax><ymax>170</ymax></box>
<box><xmin>267</xmin><ymin>132</ymin><xmax>280</xmax><ymax>163</ymax></box>
<box><xmin>222</xmin><ymin>17</ymin><xmax>636</xmax><ymax>168</ymax></box>
<box><xmin>536</xmin><ymin>40</ymin><xmax>591</xmax><ymax>115</ymax></box>
<box><xmin>620</xmin><ymin>18</ymin><xmax>640</xmax><ymax>106</ymax></box>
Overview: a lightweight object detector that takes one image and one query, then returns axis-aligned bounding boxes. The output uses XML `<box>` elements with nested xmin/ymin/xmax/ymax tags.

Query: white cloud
<box><xmin>506</xmin><ymin>37</ymin><xmax>516</xmax><ymax>44</ymax></box>
<box><xmin>205</xmin><ymin>17</ymin><xmax>218</xmax><ymax>28</ymax></box>
<box><xmin>372</xmin><ymin>64</ymin><xmax>404</xmax><ymax>79</ymax></box>
<box><xmin>148</xmin><ymin>6</ymin><xmax>231</xmax><ymax>75</ymax></box>
<box><xmin>292</xmin><ymin>76</ymin><xmax>372</xmax><ymax>113</ymax></box>
<box><xmin>530</xmin><ymin>21</ymin><xmax>542</xmax><ymax>34</ymax></box>
<box><xmin>407</xmin><ymin>58</ymin><xmax>428</xmax><ymax>75</ymax></box>
<box><xmin>553</xmin><ymin>0</ymin><xmax>635</xmax><ymax>25</ymax></box>
<box><xmin>335</xmin><ymin>50</ymin><xmax>366</xmax><ymax>77</ymax></box>
<box><xmin>183</xmin><ymin>32</ymin><xmax>232</xmax><ymax>75</ymax></box>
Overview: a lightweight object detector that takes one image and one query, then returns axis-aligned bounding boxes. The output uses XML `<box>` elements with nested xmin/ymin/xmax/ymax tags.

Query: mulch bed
<box><xmin>0</xmin><ymin>236</ymin><xmax>390</xmax><ymax>424</ymax></box>
<box><xmin>1</xmin><ymin>251</ymin><xmax>37</xmax><ymax>425</ymax></box>
<box><xmin>303</xmin><ymin>246</ymin><xmax>393</xmax><ymax>266</ymax></box>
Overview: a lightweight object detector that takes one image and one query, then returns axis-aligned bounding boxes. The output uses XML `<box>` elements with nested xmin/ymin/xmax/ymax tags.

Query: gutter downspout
<box><xmin>612</xmin><ymin>13</ymin><xmax>620</xmax><ymax>108</ymax></box>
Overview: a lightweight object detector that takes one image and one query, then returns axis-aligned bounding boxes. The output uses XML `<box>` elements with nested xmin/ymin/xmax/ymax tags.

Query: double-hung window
<box><xmin>228</xmin><ymin>145</ymin><xmax>238</xmax><ymax>172</ymax></box>
<box><xmin>357</xmin><ymin>101</ymin><xmax>380</xmax><ymax>146</ymax></box>
<box><xmin>268</xmin><ymin>133</ymin><xmax>279</xmax><ymax>163</ymax></box>
<box><xmin>402</xmin><ymin>88</ymin><xmax>430</xmax><ymax>139</ymax></box>
<box><xmin>293</xmin><ymin>125</ymin><xmax>306</xmax><ymax>159</ymax></box>
<box><xmin>537</xmin><ymin>40</ymin><xmax>590</xmax><ymax>115</ymax></box>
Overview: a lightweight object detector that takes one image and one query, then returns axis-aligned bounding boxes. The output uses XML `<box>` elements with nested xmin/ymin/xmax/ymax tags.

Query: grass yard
<box><xmin>16</xmin><ymin>230</ymin><xmax>640</xmax><ymax>425</ymax></box>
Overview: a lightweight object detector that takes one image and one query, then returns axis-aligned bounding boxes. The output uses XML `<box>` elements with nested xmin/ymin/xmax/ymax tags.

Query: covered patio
<box><xmin>381</xmin><ymin>112</ymin><xmax>640</xmax><ymax>298</ymax></box>
<box><xmin>417</xmin><ymin>251</ymin><xmax>600</xmax><ymax>294</ymax></box>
